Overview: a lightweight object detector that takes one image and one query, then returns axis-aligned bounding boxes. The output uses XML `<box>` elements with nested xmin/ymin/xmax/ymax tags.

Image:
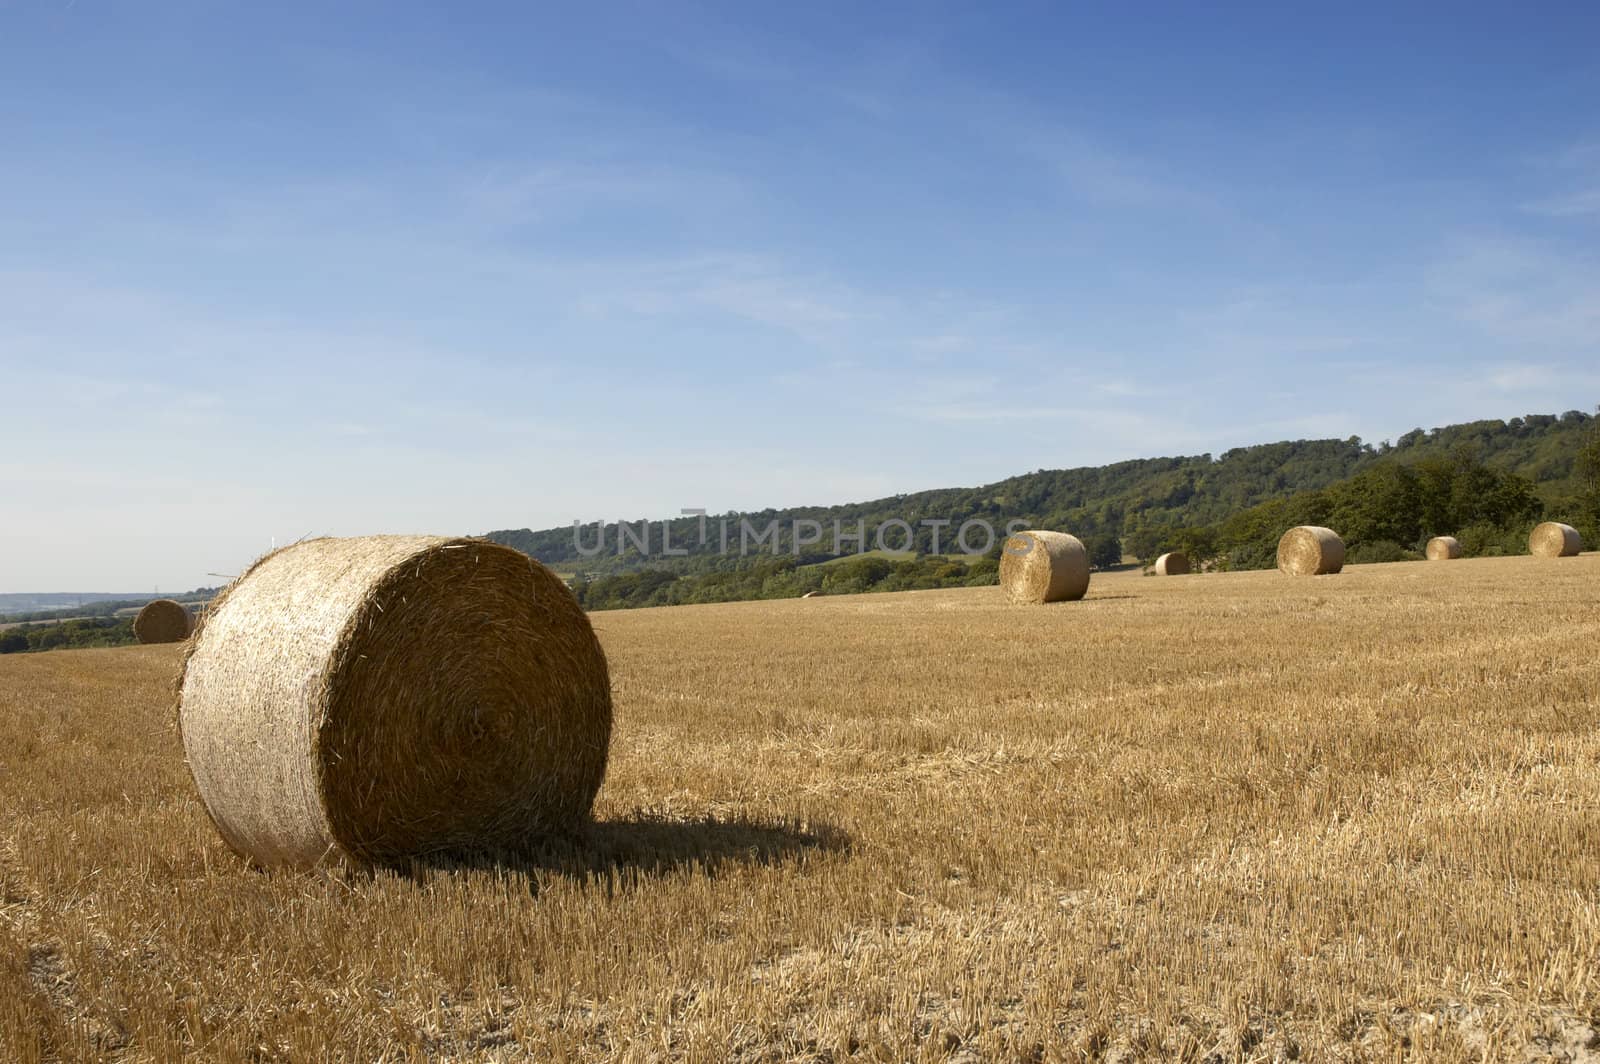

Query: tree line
<box><xmin>491</xmin><ymin>408</ymin><xmax>1597</xmax><ymax>579</ymax></box>
<box><xmin>0</xmin><ymin>617</ymin><xmax>137</xmax><ymax>654</ymax></box>
<box><xmin>558</xmin><ymin>410</ymin><xmax>1598</xmax><ymax>610</ymax></box>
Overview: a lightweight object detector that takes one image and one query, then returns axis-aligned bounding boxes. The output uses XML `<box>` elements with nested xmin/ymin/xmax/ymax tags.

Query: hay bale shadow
<box><xmin>398</xmin><ymin>812</ymin><xmax>850</xmax><ymax>889</ymax></box>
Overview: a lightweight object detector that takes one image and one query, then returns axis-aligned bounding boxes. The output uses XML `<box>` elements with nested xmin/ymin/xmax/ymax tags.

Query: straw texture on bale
<box><xmin>1528</xmin><ymin>521</ymin><xmax>1582</xmax><ymax>558</ymax></box>
<box><xmin>177</xmin><ymin>536</ymin><xmax>612</xmax><ymax>869</ymax></box>
<box><xmin>999</xmin><ymin>530</ymin><xmax>1090</xmax><ymax>604</ymax></box>
<box><xmin>1425</xmin><ymin>536</ymin><xmax>1462</xmax><ymax>561</ymax></box>
<box><xmin>1276</xmin><ymin>526</ymin><xmax>1345</xmax><ymax>576</ymax></box>
<box><xmin>1153</xmin><ymin>552</ymin><xmax>1191</xmax><ymax>576</ymax></box>
<box><xmin>134</xmin><ymin>599</ymin><xmax>192</xmax><ymax>644</ymax></box>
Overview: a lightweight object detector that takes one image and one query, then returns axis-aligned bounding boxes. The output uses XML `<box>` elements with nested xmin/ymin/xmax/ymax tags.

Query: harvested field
<box><xmin>2</xmin><ymin>554</ymin><xmax>1598</xmax><ymax>1061</ymax></box>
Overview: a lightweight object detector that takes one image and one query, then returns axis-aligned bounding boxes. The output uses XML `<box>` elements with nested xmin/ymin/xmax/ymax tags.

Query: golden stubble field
<box><xmin>2</xmin><ymin>555</ymin><xmax>1598</xmax><ymax>1062</ymax></box>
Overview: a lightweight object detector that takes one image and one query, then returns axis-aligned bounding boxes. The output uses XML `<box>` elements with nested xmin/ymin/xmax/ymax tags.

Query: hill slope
<box><xmin>490</xmin><ymin>408</ymin><xmax>1597</xmax><ymax>575</ymax></box>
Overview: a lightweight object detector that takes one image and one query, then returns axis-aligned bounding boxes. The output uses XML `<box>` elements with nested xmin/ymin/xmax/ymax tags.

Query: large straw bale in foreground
<box><xmin>1153</xmin><ymin>552</ymin><xmax>1190</xmax><ymax>576</ymax></box>
<box><xmin>1425</xmin><ymin>536</ymin><xmax>1462</xmax><ymax>561</ymax></box>
<box><xmin>999</xmin><ymin>530</ymin><xmax>1090</xmax><ymax>604</ymax></box>
<box><xmin>1276</xmin><ymin>526</ymin><xmax>1345</xmax><ymax>576</ymax></box>
<box><xmin>1528</xmin><ymin>522</ymin><xmax>1582</xmax><ymax>558</ymax></box>
<box><xmin>178</xmin><ymin>536</ymin><xmax>612</xmax><ymax>868</ymax></box>
<box><xmin>134</xmin><ymin>599</ymin><xmax>192</xmax><ymax>644</ymax></box>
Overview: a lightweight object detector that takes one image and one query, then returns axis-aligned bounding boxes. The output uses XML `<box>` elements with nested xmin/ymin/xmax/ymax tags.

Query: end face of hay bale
<box><xmin>178</xmin><ymin>536</ymin><xmax>612</xmax><ymax>868</ymax></box>
<box><xmin>1529</xmin><ymin>522</ymin><xmax>1582</xmax><ymax>557</ymax></box>
<box><xmin>1425</xmin><ymin>536</ymin><xmax>1462</xmax><ymax>561</ymax></box>
<box><xmin>1276</xmin><ymin>526</ymin><xmax>1345</xmax><ymax>576</ymax></box>
<box><xmin>999</xmin><ymin>530</ymin><xmax>1090</xmax><ymax>604</ymax></box>
<box><xmin>133</xmin><ymin>599</ymin><xmax>193</xmax><ymax>644</ymax></box>
<box><xmin>1153</xmin><ymin>551</ymin><xmax>1191</xmax><ymax>576</ymax></box>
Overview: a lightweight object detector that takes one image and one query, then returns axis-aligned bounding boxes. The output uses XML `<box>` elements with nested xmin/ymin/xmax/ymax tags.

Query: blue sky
<box><xmin>3</xmin><ymin>2</ymin><xmax>1598</xmax><ymax>590</ymax></box>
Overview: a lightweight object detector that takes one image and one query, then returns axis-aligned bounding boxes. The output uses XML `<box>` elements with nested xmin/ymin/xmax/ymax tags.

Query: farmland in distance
<box><xmin>2</xmin><ymin>555</ymin><xmax>1598</xmax><ymax>1061</ymax></box>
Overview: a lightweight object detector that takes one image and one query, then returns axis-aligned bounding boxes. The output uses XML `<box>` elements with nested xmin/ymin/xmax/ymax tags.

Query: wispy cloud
<box><xmin>1517</xmin><ymin>134</ymin><xmax>1600</xmax><ymax>218</ymax></box>
<box><xmin>878</xmin><ymin>372</ymin><xmax>1168</xmax><ymax>446</ymax></box>
<box><xmin>1170</xmin><ymin>285</ymin><xmax>1392</xmax><ymax>362</ymax></box>
<box><xmin>572</xmin><ymin>254</ymin><xmax>865</xmax><ymax>340</ymax></box>
<box><xmin>1526</xmin><ymin>136</ymin><xmax>1600</xmax><ymax>172</ymax></box>
<box><xmin>657</xmin><ymin>24</ymin><xmax>1209</xmax><ymax>214</ymax></box>
<box><xmin>1520</xmin><ymin>188</ymin><xmax>1600</xmax><ymax>218</ymax></box>
<box><xmin>1427</xmin><ymin>234</ymin><xmax>1600</xmax><ymax>348</ymax></box>
<box><xmin>1485</xmin><ymin>362</ymin><xmax>1556</xmax><ymax>393</ymax></box>
<box><xmin>457</xmin><ymin>160</ymin><xmax>748</xmax><ymax>227</ymax></box>
<box><xmin>910</xmin><ymin>402</ymin><xmax>1128</xmax><ymax>425</ymax></box>
<box><xmin>1026</xmin><ymin>129</ymin><xmax>1208</xmax><ymax>209</ymax></box>
<box><xmin>655</xmin><ymin>20</ymin><xmax>928</xmax><ymax>120</ymax></box>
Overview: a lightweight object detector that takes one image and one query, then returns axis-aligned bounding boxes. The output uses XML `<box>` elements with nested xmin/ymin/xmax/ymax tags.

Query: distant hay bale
<box><xmin>133</xmin><ymin>599</ymin><xmax>192</xmax><ymax>644</ymax></box>
<box><xmin>1529</xmin><ymin>522</ymin><xmax>1582</xmax><ymax>558</ymax></box>
<box><xmin>1276</xmin><ymin>526</ymin><xmax>1345</xmax><ymax>576</ymax></box>
<box><xmin>999</xmin><ymin>530</ymin><xmax>1090</xmax><ymax>604</ymax></box>
<box><xmin>1153</xmin><ymin>552</ymin><xmax>1191</xmax><ymax>576</ymax></box>
<box><xmin>1425</xmin><ymin>536</ymin><xmax>1462</xmax><ymax>561</ymax></box>
<box><xmin>177</xmin><ymin>536</ymin><xmax>612</xmax><ymax>869</ymax></box>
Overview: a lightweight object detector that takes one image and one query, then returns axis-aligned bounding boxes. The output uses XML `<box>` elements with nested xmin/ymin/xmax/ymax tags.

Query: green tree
<box><xmin>1170</xmin><ymin>526</ymin><xmax>1218</xmax><ymax>564</ymax></box>
<box><xmin>1086</xmin><ymin>534</ymin><xmax>1122</xmax><ymax>569</ymax></box>
<box><xmin>1327</xmin><ymin>462</ymin><xmax>1421</xmax><ymax>547</ymax></box>
<box><xmin>1578</xmin><ymin>406</ymin><xmax>1600</xmax><ymax>533</ymax></box>
<box><xmin>1121</xmin><ymin>517</ymin><xmax>1169</xmax><ymax>563</ymax></box>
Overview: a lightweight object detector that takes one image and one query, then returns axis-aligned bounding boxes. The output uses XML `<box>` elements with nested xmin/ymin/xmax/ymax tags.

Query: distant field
<box><xmin>2</xmin><ymin>556</ymin><xmax>1598</xmax><ymax>1060</ymax></box>
<box><xmin>0</xmin><ymin>617</ymin><xmax>90</xmax><ymax>631</ymax></box>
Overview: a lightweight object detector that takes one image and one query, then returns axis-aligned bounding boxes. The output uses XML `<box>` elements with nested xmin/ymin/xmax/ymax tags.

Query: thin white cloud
<box><xmin>1428</xmin><ymin>234</ymin><xmax>1600</xmax><ymax>349</ymax></box>
<box><xmin>457</xmin><ymin>160</ymin><xmax>748</xmax><ymax>227</ymax></box>
<box><xmin>571</xmin><ymin>254</ymin><xmax>866</xmax><ymax>340</ymax></box>
<box><xmin>1520</xmin><ymin>188</ymin><xmax>1600</xmax><ymax>218</ymax></box>
<box><xmin>1031</xmin><ymin>131</ymin><xmax>1207</xmax><ymax>209</ymax></box>
<box><xmin>1485</xmin><ymin>362</ymin><xmax>1559</xmax><ymax>393</ymax></box>
<box><xmin>1516</xmin><ymin>134</ymin><xmax>1600</xmax><ymax>217</ymax></box>
<box><xmin>911</xmin><ymin>403</ymin><xmax>1106</xmax><ymax>423</ymax></box>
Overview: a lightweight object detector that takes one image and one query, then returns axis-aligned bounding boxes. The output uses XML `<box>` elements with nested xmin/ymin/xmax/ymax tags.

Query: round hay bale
<box><xmin>1425</xmin><ymin>536</ymin><xmax>1462</xmax><ymax>561</ymax></box>
<box><xmin>999</xmin><ymin>530</ymin><xmax>1090</xmax><ymax>604</ymax></box>
<box><xmin>134</xmin><ymin>598</ymin><xmax>193</xmax><ymax>644</ymax></box>
<box><xmin>177</xmin><ymin>536</ymin><xmax>612</xmax><ymax>868</ymax></box>
<box><xmin>1153</xmin><ymin>551</ymin><xmax>1191</xmax><ymax>576</ymax></box>
<box><xmin>1276</xmin><ymin>526</ymin><xmax>1345</xmax><ymax>576</ymax></box>
<box><xmin>1529</xmin><ymin>521</ymin><xmax>1582</xmax><ymax>558</ymax></box>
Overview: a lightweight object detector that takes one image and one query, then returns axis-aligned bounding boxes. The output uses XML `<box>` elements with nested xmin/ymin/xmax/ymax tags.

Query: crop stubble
<box><xmin>1</xmin><ymin>554</ymin><xmax>1597</xmax><ymax>1061</ymax></box>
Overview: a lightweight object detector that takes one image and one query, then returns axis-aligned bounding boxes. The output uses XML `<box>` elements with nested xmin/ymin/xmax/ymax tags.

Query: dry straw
<box><xmin>999</xmin><ymin>530</ymin><xmax>1090</xmax><ymax>604</ymax></box>
<box><xmin>134</xmin><ymin>599</ymin><xmax>192</xmax><ymax>644</ymax></box>
<box><xmin>1277</xmin><ymin>526</ymin><xmax>1345</xmax><ymax>576</ymax></box>
<box><xmin>1153</xmin><ymin>552</ymin><xmax>1191</xmax><ymax>576</ymax></box>
<box><xmin>1425</xmin><ymin>536</ymin><xmax>1462</xmax><ymax>561</ymax></box>
<box><xmin>1528</xmin><ymin>521</ymin><xmax>1582</xmax><ymax>558</ymax></box>
<box><xmin>177</xmin><ymin>535</ymin><xmax>612</xmax><ymax>869</ymax></box>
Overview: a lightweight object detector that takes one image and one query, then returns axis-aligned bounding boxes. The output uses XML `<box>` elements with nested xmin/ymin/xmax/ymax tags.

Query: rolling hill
<box><xmin>490</xmin><ymin>407</ymin><xmax>1598</xmax><ymax>577</ymax></box>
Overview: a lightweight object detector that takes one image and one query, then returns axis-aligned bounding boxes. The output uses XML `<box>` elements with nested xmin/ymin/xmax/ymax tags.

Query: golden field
<box><xmin>2</xmin><ymin>555</ymin><xmax>1598</xmax><ymax>1062</ymax></box>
